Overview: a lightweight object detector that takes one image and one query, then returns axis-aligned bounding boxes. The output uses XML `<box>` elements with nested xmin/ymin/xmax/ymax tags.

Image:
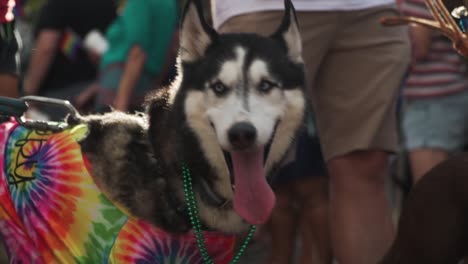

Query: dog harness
<box><xmin>0</xmin><ymin>120</ymin><xmax>235</xmax><ymax>263</ymax></box>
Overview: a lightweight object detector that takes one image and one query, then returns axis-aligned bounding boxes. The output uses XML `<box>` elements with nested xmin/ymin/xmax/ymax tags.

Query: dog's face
<box><xmin>174</xmin><ymin>0</ymin><xmax>306</xmax><ymax>228</ymax></box>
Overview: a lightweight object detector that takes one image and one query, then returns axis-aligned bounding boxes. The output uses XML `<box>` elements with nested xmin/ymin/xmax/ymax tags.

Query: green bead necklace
<box><xmin>181</xmin><ymin>163</ymin><xmax>256</xmax><ymax>264</ymax></box>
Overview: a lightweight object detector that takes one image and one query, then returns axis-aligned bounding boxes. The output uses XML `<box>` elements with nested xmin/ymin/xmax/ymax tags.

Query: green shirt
<box><xmin>100</xmin><ymin>0</ymin><xmax>178</xmax><ymax>76</ymax></box>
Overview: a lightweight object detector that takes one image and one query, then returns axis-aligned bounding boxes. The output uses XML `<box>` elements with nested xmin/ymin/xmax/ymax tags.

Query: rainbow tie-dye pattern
<box><xmin>0</xmin><ymin>120</ymin><xmax>235</xmax><ymax>263</ymax></box>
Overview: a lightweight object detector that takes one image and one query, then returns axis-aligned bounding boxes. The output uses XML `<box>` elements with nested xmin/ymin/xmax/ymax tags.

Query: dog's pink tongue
<box><xmin>231</xmin><ymin>149</ymin><xmax>275</xmax><ymax>225</ymax></box>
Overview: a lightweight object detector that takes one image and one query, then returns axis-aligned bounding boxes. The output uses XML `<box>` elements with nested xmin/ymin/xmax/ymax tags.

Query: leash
<box><xmin>0</xmin><ymin>96</ymin><xmax>27</xmax><ymax>119</ymax></box>
<box><xmin>181</xmin><ymin>163</ymin><xmax>256</xmax><ymax>264</ymax></box>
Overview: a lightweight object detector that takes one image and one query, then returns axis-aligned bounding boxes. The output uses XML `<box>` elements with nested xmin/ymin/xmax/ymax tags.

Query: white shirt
<box><xmin>212</xmin><ymin>0</ymin><xmax>395</xmax><ymax>28</ymax></box>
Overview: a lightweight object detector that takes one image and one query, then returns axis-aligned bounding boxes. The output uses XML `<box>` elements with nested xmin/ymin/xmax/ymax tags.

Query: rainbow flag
<box><xmin>60</xmin><ymin>28</ymin><xmax>83</xmax><ymax>61</ymax></box>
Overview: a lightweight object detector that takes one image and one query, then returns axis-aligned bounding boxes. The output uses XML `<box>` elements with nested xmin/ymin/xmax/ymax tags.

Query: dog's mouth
<box><xmin>227</xmin><ymin>146</ymin><xmax>275</xmax><ymax>225</ymax></box>
<box><xmin>203</xmin><ymin>122</ymin><xmax>278</xmax><ymax>225</ymax></box>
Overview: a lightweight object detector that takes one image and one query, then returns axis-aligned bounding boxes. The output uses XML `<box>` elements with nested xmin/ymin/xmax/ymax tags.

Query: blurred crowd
<box><xmin>3</xmin><ymin>0</ymin><xmax>180</xmax><ymax>117</ymax></box>
<box><xmin>1</xmin><ymin>0</ymin><xmax>468</xmax><ymax>263</ymax></box>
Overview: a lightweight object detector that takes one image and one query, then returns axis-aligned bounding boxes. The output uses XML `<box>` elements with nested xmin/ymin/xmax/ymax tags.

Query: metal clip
<box><xmin>0</xmin><ymin>96</ymin><xmax>81</xmax><ymax>132</ymax></box>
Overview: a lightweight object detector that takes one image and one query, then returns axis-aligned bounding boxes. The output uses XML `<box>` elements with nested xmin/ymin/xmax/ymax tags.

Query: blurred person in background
<box><xmin>0</xmin><ymin>0</ymin><xmax>20</xmax><ymax>98</ymax></box>
<box><xmin>400</xmin><ymin>0</ymin><xmax>468</xmax><ymax>183</ymax></box>
<box><xmin>22</xmin><ymin>0</ymin><xmax>117</xmax><ymax>118</ymax></box>
<box><xmin>0</xmin><ymin>0</ymin><xmax>18</xmax><ymax>262</ymax></box>
<box><xmin>77</xmin><ymin>0</ymin><xmax>179</xmax><ymax>113</ymax></box>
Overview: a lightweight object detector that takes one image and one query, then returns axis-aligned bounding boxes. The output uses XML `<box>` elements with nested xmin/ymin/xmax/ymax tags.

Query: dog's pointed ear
<box><xmin>271</xmin><ymin>0</ymin><xmax>303</xmax><ymax>63</ymax></box>
<box><xmin>179</xmin><ymin>0</ymin><xmax>217</xmax><ymax>62</ymax></box>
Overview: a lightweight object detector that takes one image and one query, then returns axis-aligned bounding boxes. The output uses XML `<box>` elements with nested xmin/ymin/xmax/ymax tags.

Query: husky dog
<box><xmin>0</xmin><ymin>0</ymin><xmax>306</xmax><ymax>262</ymax></box>
<box><xmin>83</xmin><ymin>0</ymin><xmax>306</xmax><ymax>233</ymax></box>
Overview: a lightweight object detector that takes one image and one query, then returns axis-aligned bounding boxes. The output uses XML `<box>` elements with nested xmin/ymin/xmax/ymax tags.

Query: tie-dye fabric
<box><xmin>0</xmin><ymin>120</ymin><xmax>235</xmax><ymax>263</ymax></box>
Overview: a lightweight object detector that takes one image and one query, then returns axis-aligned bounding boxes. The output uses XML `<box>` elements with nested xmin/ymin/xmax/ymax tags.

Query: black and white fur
<box><xmin>78</xmin><ymin>0</ymin><xmax>306</xmax><ymax>235</ymax></box>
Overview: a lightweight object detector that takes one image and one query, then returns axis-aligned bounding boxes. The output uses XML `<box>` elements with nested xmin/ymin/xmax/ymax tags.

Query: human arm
<box><xmin>101</xmin><ymin>0</ymin><xmax>150</xmax><ymax>111</ymax></box>
<box><xmin>23</xmin><ymin>0</ymin><xmax>68</xmax><ymax>95</ymax></box>
<box><xmin>23</xmin><ymin>30</ymin><xmax>60</xmax><ymax>95</ymax></box>
<box><xmin>409</xmin><ymin>24</ymin><xmax>432</xmax><ymax>62</ymax></box>
<box><xmin>393</xmin><ymin>0</ymin><xmax>433</xmax><ymax>62</ymax></box>
<box><xmin>112</xmin><ymin>45</ymin><xmax>146</xmax><ymax>111</ymax></box>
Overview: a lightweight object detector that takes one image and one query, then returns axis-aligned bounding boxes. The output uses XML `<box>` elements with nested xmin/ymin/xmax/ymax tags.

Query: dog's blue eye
<box><xmin>258</xmin><ymin>80</ymin><xmax>276</xmax><ymax>92</ymax></box>
<box><xmin>210</xmin><ymin>82</ymin><xmax>228</xmax><ymax>95</ymax></box>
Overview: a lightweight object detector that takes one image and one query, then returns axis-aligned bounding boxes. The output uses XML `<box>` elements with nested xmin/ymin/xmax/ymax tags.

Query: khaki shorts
<box><xmin>219</xmin><ymin>5</ymin><xmax>411</xmax><ymax>161</ymax></box>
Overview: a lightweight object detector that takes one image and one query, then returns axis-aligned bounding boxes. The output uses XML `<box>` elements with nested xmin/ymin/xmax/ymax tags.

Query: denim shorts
<box><xmin>402</xmin><ymin>89</ymin><xmax>468</xmax><ymax>151</ymax></box>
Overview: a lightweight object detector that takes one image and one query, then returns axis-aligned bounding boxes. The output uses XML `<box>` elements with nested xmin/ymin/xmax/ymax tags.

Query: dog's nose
<box><xmin>228</xmin><ymin>122</ymin><xmax>257</xmax><ymax>150</ymax></box>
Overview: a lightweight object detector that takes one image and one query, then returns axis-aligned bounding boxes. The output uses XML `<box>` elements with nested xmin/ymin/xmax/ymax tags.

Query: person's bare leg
<box><xmin>297</xmin><ymin>177</ymin><xmax>333</xmax><ymax>264</ymax></box>
<box><xmin>408</xmin><ymin>148</ymin><xmax>448</xmax><ymax>183</ymax></box>
<box><xmin>268</xmin><ymin>184</ymin><xmax>298</xmax><ymax>264</ymax></box>
<box><xmin>328</xmin><ymin>150</ymin><xmax>394</xmax><ymax>264</ymax></box>
<box><xmin>0</xmin><ymin>74</ymin><xmax>18</xmax><ymax>98</ymax></box>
